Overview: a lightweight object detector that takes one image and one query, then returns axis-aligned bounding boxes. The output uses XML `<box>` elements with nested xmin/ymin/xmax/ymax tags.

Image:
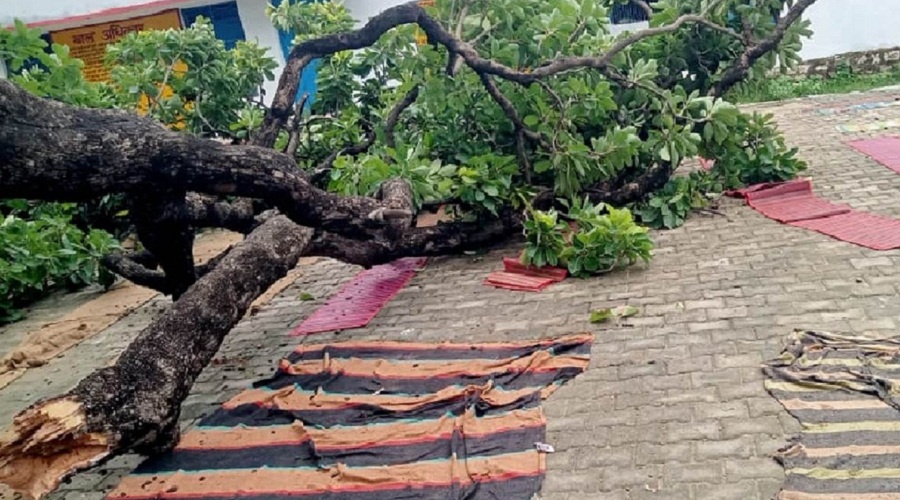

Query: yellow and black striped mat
<box><xmin>108</xmin><ymin>333</ymin><xmax>593</xmax><ymax>500</ymax></box>
<box><xmin>765</xmin><ymin>330</ymin><xmax>900</xmax><ymax>500</ymax></box>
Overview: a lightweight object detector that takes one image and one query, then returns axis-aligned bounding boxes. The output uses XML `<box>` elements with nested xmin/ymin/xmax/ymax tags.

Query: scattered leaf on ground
<box><xmin>299</xmin><ymin>292</ymin><xmax>315</xmax><ymax>301</ymax></box>
<box><xmin>590</xmin><ymin>305</ymin><xmax>640</xmax><ymax>324</ymax></box>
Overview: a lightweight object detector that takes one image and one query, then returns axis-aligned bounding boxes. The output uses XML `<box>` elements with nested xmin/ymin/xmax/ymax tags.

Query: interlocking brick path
<box><xmin>4</xmin><ymin>87</ymin><xmax>900</xmax><ymax>500</ymax></box>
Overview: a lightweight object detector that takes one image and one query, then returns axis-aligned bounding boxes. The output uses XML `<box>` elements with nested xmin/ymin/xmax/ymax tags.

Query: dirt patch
<box><xmin>0</xmin><ymin>231</ymin><xmax>246</xmax><ymax>390</ymax></box>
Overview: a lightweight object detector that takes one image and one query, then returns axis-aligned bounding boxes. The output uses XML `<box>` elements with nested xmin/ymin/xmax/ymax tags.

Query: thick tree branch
<box><xmin>711</xmin><ymin>0</ymin><xmax>818</xmax><ymax>97</ymax></box>
<box><xmin>384</xmin><ymin>85</ymin><xmax>421</xmax><ymax>149</ymax></box>
<box><xmin>185</xmin><ymin>194</ymin><xmax>260</xmax><ymax>234</ymax></box>
<box><xmin>254</xmin><ymin>0</ymin><xmax>747</xmax><ymax>146</ymax></box>
<box><xmin>101</xmin><ymin>252</ymin><xmax>171</xmax><ymax>293</ymax></box>
<box><xmin>284</xmin><ymin>93</ymin><xmax>310</xmax><ymax>157</ymax></box>
<box><xmin>0</xmin><ymin>216</ymin><xmax>312</xmax><ymax>500</ymax></box>
<box><xmin>306</xmin><ymin>209</ymin><xmax>522</xmax><ymax>268</ymax></box>
<box><xmin>102</xmin><ymin>246</ymin><xmax>233</xmax><ymax>295</ymax></box>
<box><xmin>130</xmin><ymin>192</ymin><xmax>196</xmax><ymax>299</ymax></box>
<box><xmin>533</xmin><ymin>161</ymin><xmax>674</xmax><ymax>210</ymax></box>
<box><xmin>0</xmin><ymin>80</ymin><xmax>410</xmax><ymax>240</ymax></box>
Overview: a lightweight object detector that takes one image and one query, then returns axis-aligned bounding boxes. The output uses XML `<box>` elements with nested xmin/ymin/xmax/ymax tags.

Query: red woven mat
<box><xmin>484</xmin><ymin>271</ymin><xmax>556</xmax><ymax>292</ymax></box>
<box><xmin>291</xmin><ymin>257</ymin><xmax>427</xmax><ymax>336</ymax></box>
<box><xmin>729</xmin><ymin>179</ymin><xmax>900</xmax><ymax>250</ymax></box>
<box><xmin>500</xmin><ymin>258</ymin><xmax>568</xmax><ymax>281</ymax></box>
<box><xmin>792</xmin><ymin>212</ymin><xmax>900</xmax><ymax>251</ymax></box>
<box><xmin>848</xmin><ymin>136</ymin><xmax>900</xmax><ymax>174</ymax></box>
<box><xmin>484</xmin><ymin>258</ymin><xmax>567</xmax><ymax>292</ymax></box>
<box><xmin>730</xmin><ymin>179</ymin><xmax>851</xmax><ymax>223</ymax></box>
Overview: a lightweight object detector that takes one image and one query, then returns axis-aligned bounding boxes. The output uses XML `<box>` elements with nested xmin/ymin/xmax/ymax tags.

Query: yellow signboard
<box><xmin>49</xmin><ymin>10</ymin><xmax>183</xmax><ymax>83</ymax></box>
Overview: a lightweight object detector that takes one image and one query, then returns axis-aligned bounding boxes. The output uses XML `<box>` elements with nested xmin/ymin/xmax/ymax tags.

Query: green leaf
<box><xmin>299</xmin><ymin>292</ymin><xmax>315</xmax><ymax>301</ymax></box>
<box><xmin>590</xmin><ymin>305</ymin><xmax>640</xmax><ymax>324</ymax></box>
<box><xmin>589</xmin><ymin>309</ymin><xmax>613</xmax><ymax>324</ymax></box>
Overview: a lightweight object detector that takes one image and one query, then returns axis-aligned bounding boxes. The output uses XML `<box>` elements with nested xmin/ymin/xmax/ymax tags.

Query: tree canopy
<box><xmin>0</xmin><ymin>0</ymin><xmax>821</xmax><ymax>497</ymax></box>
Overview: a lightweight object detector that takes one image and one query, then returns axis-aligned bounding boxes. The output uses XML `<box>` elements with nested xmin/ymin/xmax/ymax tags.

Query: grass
<box><xmin>728</xmin><ymin>65</ymin><xmax>900</xmax><ymax>103</ymax></box>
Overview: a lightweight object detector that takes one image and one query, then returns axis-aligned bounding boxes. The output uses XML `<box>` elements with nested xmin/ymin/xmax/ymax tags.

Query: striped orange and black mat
<box><xmin>765</xmin><ymin>330</ymin><xmax>900</xmax><ymax>500</ymax></box>
<box><xmin>108</xmin><ymin>333</ymin><xmax>593</xmax><ymax>500</ymax></box>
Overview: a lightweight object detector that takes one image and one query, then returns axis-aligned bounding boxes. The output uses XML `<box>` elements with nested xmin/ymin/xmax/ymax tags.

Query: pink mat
<box><xmin>729</xmin><ymin>180</ymin><xmax>900</xmax><ymax>251</ymax></box>
<box><xmin>290</xmin><ymin>257</ymin><xmax>427</xmax><ymax>336</ymax></box>
<box><xmin>792</xmin><ymin>212</ymin><xmax>900</xmax><ymax>251</ymax></box>
<box><xmin>738</xmin><ymin>179</ymin><xmax>851</xmax><ymax>223</ymax></box>
<box><xmin>848</xmin><ymin>136</ymin><xmax>900</xmax><ymax>174</ymax></box>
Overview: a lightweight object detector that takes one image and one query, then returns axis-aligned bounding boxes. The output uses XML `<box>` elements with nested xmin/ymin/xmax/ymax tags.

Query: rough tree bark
<box><xmin>0</xmin><ymin>0</ymin><xmax>821</xmax><ymax>496</ymax></box>
<box><xmin>0</xmin><ymin>216</ymin><xmax>312</xmax><ymax>499</ymax></box>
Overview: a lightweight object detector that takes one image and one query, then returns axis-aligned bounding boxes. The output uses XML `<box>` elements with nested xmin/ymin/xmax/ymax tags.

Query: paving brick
<box><xmin>600</xmin><ymin>465</ymin><xmax>663</xmax><ymax>490</ymax></box>
<box><xmin>850</xmin><ymin>256</ymin><xmax>894</xmax><ymax>268</ymax></box>
<box><xmin>721</xmin><ymin>416</ymin><xmax>783</xmax><ymax>439</ymax></box>
<box><xmin>665</xmin><ymin>462</ymin><xmax>723</xmax><ymax>483</ymax></box>
<box><xmin>693</xmin><ymin>401</ymin><xmax>749</xmax><ymax>420</ymax></box>
<box><xmin>690</xmin><ymin>367</ymin><xmax>743</xmax><ymax>388</ymax></box>
<box><xmin>636</xmin><ymin>441</ymin><xmax>691</xmax><ymax>465</ymax></box>
<box><xmin>541</xmin><ymin>469</ymin><xmax>603</xmax><ymax>493</ymax></box>
<box><xmin>692</xmin><ymin>480</ymin><xmax>758</xmax><ymax>500</ymax></box>
<box><xmin>669</xmin><ymin>355</ymin><xmax>712</xmax><ymax>375</ymax></box>
<box><xmin>666</xmin><ymin>420</ymin><xmax>721</xmax><ymax>442</ymax></box>
<box><xmin>724</xmin><ymin>457</ymin><xmax>784</xmax><ymax>481</ymax></box>
<box><xmin>10</xmin><ymin>89</ymin><xmax>900</xmax><ymax>500</ymax></box>
<box><xmin>695</xmin><ymin>436</ymin><xmax>755</xmax><ymax>460</ymax></box>
<box><xmin>684</xmin><ymin>298</ymin><xmax>725</xmax><ymax>310</ymax></box>
<box><xmin>757</xmin><ymin>478</ymin><xmax>785</xmax><ymax>500</ymax></box>
<box><xmin>574</xmin><ymin>446</ymin><xmax>635</xmax><ymax>469</ymax></box>
<box><xmin>714</xmin><ymin>352</ymin><xmax>763</xmax><ymax>369</ymax></box>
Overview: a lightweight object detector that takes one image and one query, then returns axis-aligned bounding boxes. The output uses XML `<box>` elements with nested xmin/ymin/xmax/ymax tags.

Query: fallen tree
<box><xmin>0</xmin><ymin>0</ymin><xmax>820</xmax><ymax>497</ymax></box>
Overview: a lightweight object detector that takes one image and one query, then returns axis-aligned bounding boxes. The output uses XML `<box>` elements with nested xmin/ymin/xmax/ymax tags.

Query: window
<box><xmin>610</xmin><ymin>0</ymin><xmax>656</xmax><ymax>25</ymax></box>
<box><xmin>181</xmin><ymin>1</ymin><xmax>246</xmax><ymax>50</ymax></box>
<box><xmin>270</xmin><ymin>0</ymin><xmax>319</xmax><ymax>107</ymax></box>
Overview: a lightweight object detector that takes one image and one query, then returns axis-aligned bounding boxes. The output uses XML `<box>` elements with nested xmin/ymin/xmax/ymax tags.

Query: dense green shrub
<box><xmin>523</xmin><ymin>200</ymin><xmax>652</xmax><ymax>277</ymax></box>
<box><xmin>0</xmin><ymin>203</ymin><xmax>118</xmax><ymax>322</ymax></box>
<box><xmin>0</xmin><ymin>18</ymin><xmax>279</xmax><ymax>322</ymax></box>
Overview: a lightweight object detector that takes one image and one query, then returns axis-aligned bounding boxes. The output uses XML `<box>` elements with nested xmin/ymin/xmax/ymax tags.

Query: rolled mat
<box><xmin>484</xmin><ymin>258</ymin><xmax>568</xmax><ymax>292</ymax></box>
<box><xmin>107</xmin><ymin>333</ymin><xmax>594</xmax><ymax>500</ymax></box>
<box><xmin>764</xmin><ymin>330</ymin><xmax>900</xmax><ymax>500</ymax></box>
<box><xmin>729</xmin><ymin>179</ymin><xmax>900</xmax><ymax>250</ymax></box>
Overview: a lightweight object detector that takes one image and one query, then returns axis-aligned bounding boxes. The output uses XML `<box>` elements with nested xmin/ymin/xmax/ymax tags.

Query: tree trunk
<box><xmin>0</xmin><ymin>216</ymin><xmax>312</xmax><ymax>500</ymax></box>
<box><xmin>0</xmin><ymin>80</ymin><xmax>410</xmax><ymax>240</ymax></box>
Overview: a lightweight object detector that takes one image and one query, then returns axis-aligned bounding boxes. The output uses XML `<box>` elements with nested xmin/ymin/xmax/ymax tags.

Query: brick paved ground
<box><xmin>5</xmin><ymin>86</ymin><xmax>900</xmax><ymax>500</ymax></box>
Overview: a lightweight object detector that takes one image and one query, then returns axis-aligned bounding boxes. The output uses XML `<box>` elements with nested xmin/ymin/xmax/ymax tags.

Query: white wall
<box><xmin>799</xmin><ymin>1</ymin><xmax>900</xmax><ymax>60</ymax></box>
<box><xmin>609</xmin><ymin>21</ymin><xmax>648</xmax><ymax>36</ymax></box>
<box><xmin>235</xmin><ymin>0</ymin><xmax>285</xmax><ymax>104</ymax></box>
<box><xmin>342</xmin><ymin>0</ymin><xmax>409</xmax><ymax>27</ymax></box>
<box><xmin>603</xmin><ymin>4</ymin><xmax>900</xmax><ymax>62</ymax></box>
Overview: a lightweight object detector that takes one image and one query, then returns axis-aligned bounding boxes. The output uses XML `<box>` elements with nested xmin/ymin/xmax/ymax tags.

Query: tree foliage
<box><xmin>0</xmin><ymin>0</ymin><xmax>828</xmax><ymax>495</ymax></box>
<box><xmin>0</xmin><ymin>0</ymin><xmax>818</xmax><ymax>320</ymax></box>
<box><xmin>106</xmin><ymin>18</ymin><xmax>277</xmax><ymax>137</ymax></box>
<box><xmin>0</xmin><ymin>17</ymin><xmax>279</xmax><ymax>321</ymax></box>
<box><xmin>265</xmin><ymin>0</ymin><xmax>811</xmax><ymax>270</ymax></box>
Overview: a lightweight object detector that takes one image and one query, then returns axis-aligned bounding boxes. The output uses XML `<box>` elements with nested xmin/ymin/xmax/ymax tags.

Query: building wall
<box><xmin>234</xmin><ymin>0</ymin><xmax>285</xmax><ymax>102</ymax></box>
<box><xmin>342</xmin><ymin>0</ymin><xmax>409</xmax><ymax>27</ymax></box>
<box><xmin>799</xmin><ymin>1</ymin><xmax>900</xmax><ymax>60</ymax></box>
<box><xmin>607</xmin><ymin>2</ymin><xmax>900</xmax><ymax>62</ymax></box>
<box><xmin>7</xmin><ymin>0</ymin><xmax>900</xmax><ymax>102</ymax></box>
